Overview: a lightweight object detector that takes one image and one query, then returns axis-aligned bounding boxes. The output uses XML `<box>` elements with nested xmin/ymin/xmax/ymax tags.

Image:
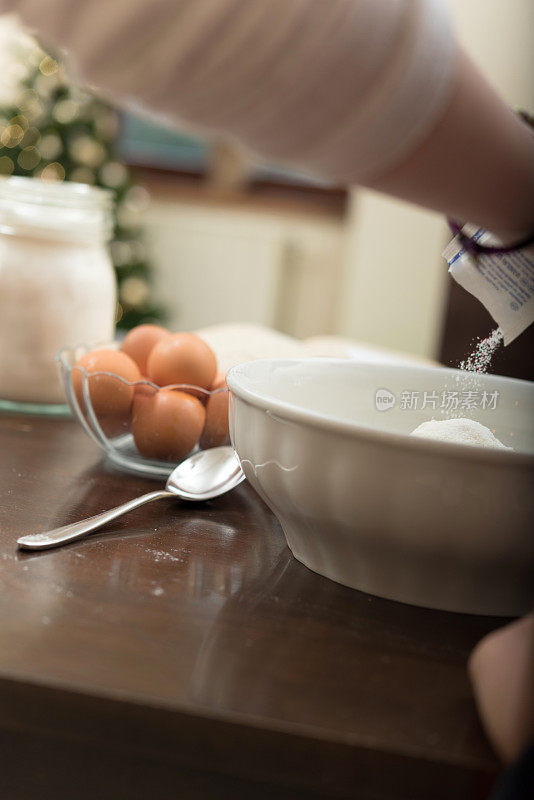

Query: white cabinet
<box><xmin>143</xmin><ymin>200</ymin><xmax>344</xmax><ymax>339</ymax></box>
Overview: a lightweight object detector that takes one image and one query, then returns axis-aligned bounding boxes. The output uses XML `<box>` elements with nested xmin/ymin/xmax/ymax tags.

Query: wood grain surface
<box><xmin>0</xmin><ymin>413</ymin><xmax>504</xmax><ymax>799</ymax></box>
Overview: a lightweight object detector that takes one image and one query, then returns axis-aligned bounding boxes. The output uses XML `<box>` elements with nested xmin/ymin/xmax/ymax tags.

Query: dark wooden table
<box><xmin>0</xmin><ymin>413</ymin><xmax>504</xmax><ymax>799</ymax></box>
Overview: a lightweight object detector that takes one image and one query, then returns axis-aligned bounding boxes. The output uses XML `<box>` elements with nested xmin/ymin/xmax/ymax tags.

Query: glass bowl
<box><xmin>57</xmin><ymin>343</ymin><xmax>230</xmax><ymax>479</ymax></box>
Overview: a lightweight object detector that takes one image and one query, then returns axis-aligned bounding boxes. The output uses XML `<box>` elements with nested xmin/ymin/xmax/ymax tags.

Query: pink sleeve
<box><xmin>1</xmin><ymin>0</ymin><xmax>458</xmax><ymax>183</ymax></box>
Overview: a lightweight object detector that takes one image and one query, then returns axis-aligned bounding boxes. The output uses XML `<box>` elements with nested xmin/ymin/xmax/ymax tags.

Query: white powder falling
<box><xmin>411</xmin><ymin>418</ymin><xmax>512</xmax><ymax>450</ymax></box>
<box><xmin>459</xmin><ymin>328</ymin><xmax>503</xmax><ymax>373</ymax></box>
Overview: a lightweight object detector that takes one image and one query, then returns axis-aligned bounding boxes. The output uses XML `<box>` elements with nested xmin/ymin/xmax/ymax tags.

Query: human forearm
<box><xmin>366</xmin><ymin>50</ymin><xmax>534</xmax><ymax>239</ymax></box>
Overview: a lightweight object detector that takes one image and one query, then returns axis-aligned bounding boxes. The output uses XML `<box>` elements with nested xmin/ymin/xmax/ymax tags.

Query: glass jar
<box><xmin>0</xmin><ymin>176</ymin><xmax>116</xmax><ymax>414</ymax></box>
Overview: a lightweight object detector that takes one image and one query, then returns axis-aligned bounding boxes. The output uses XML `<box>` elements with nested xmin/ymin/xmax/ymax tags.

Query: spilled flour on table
<box><xmin>145</xmin><ymin>548</ymin><xmax>184</xmax><ymax>563</ymax></box>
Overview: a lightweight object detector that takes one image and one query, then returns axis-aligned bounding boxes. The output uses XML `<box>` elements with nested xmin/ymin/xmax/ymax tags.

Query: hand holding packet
<box><xmin>443</xmin><ymin>224</ymin><xmax>534</xmax><ymax>345</ymax></box>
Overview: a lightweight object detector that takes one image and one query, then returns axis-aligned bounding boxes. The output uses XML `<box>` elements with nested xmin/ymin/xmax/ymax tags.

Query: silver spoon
<box><xmin>17</xmin><ymin>446</ymin><xmax>244</xmax><ymax>551</ymax></box>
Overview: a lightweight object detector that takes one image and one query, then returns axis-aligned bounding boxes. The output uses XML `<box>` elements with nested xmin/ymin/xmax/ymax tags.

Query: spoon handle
<box><xmin>17</xmin><ymin>490</ymin><xmax>173</xmax><ymax>551</ymax></box>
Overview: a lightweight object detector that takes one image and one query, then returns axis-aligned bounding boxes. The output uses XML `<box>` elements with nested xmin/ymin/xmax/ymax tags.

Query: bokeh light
<box><xmin>99</xmin><ymin>161</ymin><xmax>128</xmax><ymax>188</ymax></box>
<box><xmin>69</xmin><ymin>134</ymin><xmax>106</xmax><ymax>167</ymax></box>
<box><xmin>53</xmin><ymin>99</ymin><xmax>78</xmax><ymax>125</ymax></box>
<box><xmin>10</xmin><ymin>114</ymin><xmax>29</xmax><ymax>131</ymax></box>
<box><xmin>20</xmin><ymin>126</ymin><xmax>41</xmax><ymax>148</ymax></box>
<box><xmin>17</xmin><ymin>147</ymin><xmax>41</xmax><ymax>170</ymax></box>
<box><xmin>120</xmin><ymin>277</ymin><xmax>150</xmax><ymax>308</ymax></box>
<box><xmin>70</xmin><ymin>166</ymin><xmax>95</xmax><ymax>185</ymax></box>
<box><xmin>39</xmin><ymin>56</ymin><xmax>59</xmax><ymax>76</ymax></box>
<box><xmin>0</xmin><ymin>156</ymin><xmax>14</xmax><ymax>175</ymax></box>
<box><xmin>39</xmin><ymin>161</ymin><xmax>66</xmax><ymax>181</ymax></box>
<box><xmin>38</xmin><ymin>133</ymin><xmax>62</xmax><ymax>161</ymax></box>
<box><xmin>1</xmin><ymin>123</ymin><xmax>25</xmax><ymax>148</ymax></box>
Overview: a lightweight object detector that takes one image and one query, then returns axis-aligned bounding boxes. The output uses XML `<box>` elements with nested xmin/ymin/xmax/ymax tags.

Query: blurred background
<box><xmin>1</xmin><ymin>0</ymin><xmax>533</xmax><ymax>378</ymax></box>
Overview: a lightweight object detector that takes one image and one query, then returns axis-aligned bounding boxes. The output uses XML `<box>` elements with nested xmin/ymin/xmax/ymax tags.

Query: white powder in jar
<box><xmin>0</xmin><ymin>235</ymin><xmax>115</xmax><ymax>404</ymax></box>
<box><xmin>410</xmin><ymin>418</ymin><xmax>512</xmax><ymax>450</ymax></box>
<box><xmin>0</xmin><ymin>177</ymin><xmax>115</xmax><ymax>405</ymax></box>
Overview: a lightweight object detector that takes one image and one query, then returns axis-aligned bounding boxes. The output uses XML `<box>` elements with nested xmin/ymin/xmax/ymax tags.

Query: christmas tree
<box><xmin>0</xmin><ymin>41</ymin><xmax>164</xmax><ymax>330</ymax></box>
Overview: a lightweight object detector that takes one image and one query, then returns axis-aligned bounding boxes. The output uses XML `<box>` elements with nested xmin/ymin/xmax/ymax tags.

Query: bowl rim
<box><xmin>56</xmin><ymin>344</ymin><xmax>227</xmax><ymax>397</ymax></box>
<box><xmin>227</xmin><ymin>358</ymin><xmax>534</xmax><ymax>466</ymax></box>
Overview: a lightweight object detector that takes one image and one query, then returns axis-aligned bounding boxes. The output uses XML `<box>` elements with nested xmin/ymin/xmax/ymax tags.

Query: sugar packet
<box><xmin>443</xmin><ymin>225</ymin><xmax>534</xmax><ymax>345</ymax></box>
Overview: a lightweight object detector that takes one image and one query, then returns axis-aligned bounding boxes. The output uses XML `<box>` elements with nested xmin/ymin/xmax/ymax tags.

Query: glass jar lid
<box><xmin>0</xmin><ymin>175</ymin><xmax>114</xmax><ymax>242</ymax></box>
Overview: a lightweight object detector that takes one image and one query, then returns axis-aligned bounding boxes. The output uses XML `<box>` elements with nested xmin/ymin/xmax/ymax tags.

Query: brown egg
<box><xmin>72</xmin><ymin>350</ymin><xmax>141</xmax><ymax>437</ymax></box>
<box><xmin>200</xmin><ymin>372</ymin><xmax>230</xmax><ymax>449</ymax></box>
<box><xmin>147</xmin><ymin>332</ymin><xmax>217</xmax><ymax>390</ymax></box>
<box><xmin>121</xmin><ymin>324</ymin><xmax>170</xmax><ymax>374</ymax></box>
<box><xmin>132</xmin><ymin>387</ymin><xmax>206</xmax><ymax>461</ymax></box>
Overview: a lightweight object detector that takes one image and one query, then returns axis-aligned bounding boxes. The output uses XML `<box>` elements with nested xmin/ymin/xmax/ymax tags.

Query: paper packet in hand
<box><xmin>443</xmin><ymin>226</ymin><xmax>534</xmax><ymax>345</ymax></box>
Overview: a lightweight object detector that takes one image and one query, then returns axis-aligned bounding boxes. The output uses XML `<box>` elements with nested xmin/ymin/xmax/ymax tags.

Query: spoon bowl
<box><xmin>166</xmin><ymin>446</ymin><xmax>244</xmax><ymax>501</ymax></box>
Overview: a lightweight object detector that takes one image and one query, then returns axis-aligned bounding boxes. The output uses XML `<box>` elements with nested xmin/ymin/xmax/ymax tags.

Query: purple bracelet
<box><xmin>446</xmin><ymin>219</ymin><xmax>534</xmax><ymax>258</ymax></box>
<box><xmin>447</xmin><ymin>108</ymin><xmax>534</xmax><ymax>258</ymax></box>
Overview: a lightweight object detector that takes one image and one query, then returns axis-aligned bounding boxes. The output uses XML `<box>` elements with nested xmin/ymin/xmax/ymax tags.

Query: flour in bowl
<box><xmin>410</xmin><ymin>418</ymin><xmax>511</xmax><ymax>450</ymax></box>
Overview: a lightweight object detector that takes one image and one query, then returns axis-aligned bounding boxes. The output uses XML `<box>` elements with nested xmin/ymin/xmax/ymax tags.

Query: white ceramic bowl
<box><xmin>227</xmin><ymin>359</ymin><xmax>534</xmax><ymax>616</ymax></box>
